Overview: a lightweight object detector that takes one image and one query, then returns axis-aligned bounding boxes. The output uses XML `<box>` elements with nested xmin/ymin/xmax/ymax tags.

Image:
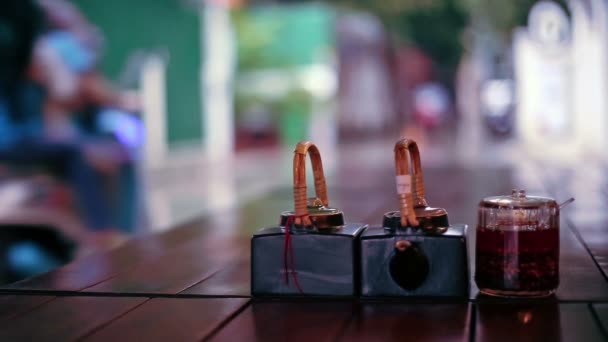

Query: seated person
<box><xmin>0</xmin><ymin>0</ymin><xmax>127</xmax><ymax>245</ymax></box>
<box><xmin>0</xmin><ymin>0</ymin><xmax>129</xmax><ymax>284</ymax></box>
<box><xmin>32</xmin><ymin>4</ymin><xmax>145</xmax><ymax>234</ymax></box>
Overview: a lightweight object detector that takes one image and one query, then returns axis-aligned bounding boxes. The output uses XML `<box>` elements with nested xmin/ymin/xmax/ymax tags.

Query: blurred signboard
<box><xmin>232</xmin><ymin>3</ymin><xmax>336</xmax><ymax>148</ymax></box>
<box><xmin>233</xmin><ymin>3</ymin><xmax>334</xmax><ymax>70</ymax></box>
<box><xmin>179</xmin><ymin>0</ymin><xmax>243</xmax><ymax>9</ymax></box>
<box><xmin>515</xmin><ymin>1</ymin><xmax>571</xmax><ymax>146</ymax></box>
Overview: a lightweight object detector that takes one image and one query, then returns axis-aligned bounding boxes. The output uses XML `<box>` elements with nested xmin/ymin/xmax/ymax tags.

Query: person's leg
<box><xmin>65</xmin><ymin>146</ymin><xmax>112</xmax><ymax>231</ymax></box>
<box><xmin>115</xmin><ymin>162</ymin><xmax>137</xmax><ymax>233</ymax></box>
<box><xmin>94</xmin><ymin>108</ymin><xmax>146</xmax><ymax>233</ymax></box>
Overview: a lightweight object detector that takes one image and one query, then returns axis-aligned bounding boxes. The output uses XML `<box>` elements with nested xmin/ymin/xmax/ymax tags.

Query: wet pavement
<box><xmin>144</xmin><ymin>130</ymin><xmax>606</xmax><ymax>235</ymax></box>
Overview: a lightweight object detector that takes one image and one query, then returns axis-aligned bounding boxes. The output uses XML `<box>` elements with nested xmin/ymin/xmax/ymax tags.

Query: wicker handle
<box><xmin>403</xmin><ymin>140</ymin><xmax>427</xmax><ymax>207</ymax></box>
<box><xmin>293</xmin><ymin>141</ymin><xmax>328</xmax><ymax>226</ymax></box>
<box><xmin>394</xmin><ymin>139</ymin><xmax>419</xmax><ymax>227</ymax></box>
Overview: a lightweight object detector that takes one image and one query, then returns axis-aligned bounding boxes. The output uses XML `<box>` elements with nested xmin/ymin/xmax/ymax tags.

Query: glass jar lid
<box><xmin>480</xmin><ymin>189</ymin><xmax>558</xmax><ymax>210</ymax></box>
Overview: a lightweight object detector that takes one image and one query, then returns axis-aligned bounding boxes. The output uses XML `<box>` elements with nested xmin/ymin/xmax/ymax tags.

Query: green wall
<box><xmin>72</xmin><ymin>0</ymin><xmax>203</xmax><ymax>145</ymax></box>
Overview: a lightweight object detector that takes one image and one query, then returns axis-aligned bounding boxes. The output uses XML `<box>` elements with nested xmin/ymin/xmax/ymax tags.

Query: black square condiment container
<box><xmin>358</xmin><ymin>138</ymin><xmax>469</xmax><ymax>298</ymax></box>
<box><xmin>359</xmin><ymin>221</ymin><xmax>469</xmax><ymax>298</ymax></box>
<box><xmin>250</xmin><ymin>140</ymin><xmax>367</xmax><ymax>297</ymax></box>
<box><xmin>251</xmin><ymin>222</ymin><xmax>367</xmax><ymax>297</ymax></box>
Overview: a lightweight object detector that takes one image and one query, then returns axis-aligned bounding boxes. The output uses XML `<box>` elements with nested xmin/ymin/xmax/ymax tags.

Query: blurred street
<box><xmin>144</xmin><ymin>126</ymin><xmax>607</xmax><ymax>234</ymax></box>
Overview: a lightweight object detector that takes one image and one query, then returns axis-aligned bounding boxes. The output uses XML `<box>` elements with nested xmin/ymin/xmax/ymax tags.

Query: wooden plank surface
<box><xmin>83</xmin><ymin>234</ymin><xmax>248</xmax><ymax>294</ymax></box>
<box><xmin>1</xmin><ymin>218</ymin><xmax>216</xmax><ymax>292</ymax></box>
<box><xmin>339</xmin><ymin>302</ymin><xmax>471</xmax><ymax>341</ymax></box>
<box><xmin>0</xmin><ymin>151</ymin><xmax>606</xmax><ymax>341</ymax></box>
<box><xmin>554</xmin><ymin>220</ymin><xmax>608</xmax><ymax>301</ymax></box>
<box><xmin>0</xmin><ymin>295</ymin><xmax>53</xmax><ymax>321</ymax></box>
<box><xmin>181</xmin><ymin>259</ymin><xmax>250</xmax><ymax>297</ymax></box>
<box><xmin>209</xmin><ymin>301</ymin><xmax>354</xmax><ymax>341</ymax></box>
<box><xmin>0</xmin><ymin>296</ymin><xmax>146</xmax><ymax>341</ymax></box>
<box><xmin>592</xmin><ymin>303</ymin><xmax>608</xmax><ymax>337</ymax></box>
<box><xmin>84</xmin><ymin>298</ymin><xmax>249</xmax><ymax>342</ymax></box>
<box><xmin>565</xmin><ymin>217</ymin><xmax>608</xmax><ymax>279</ymax></box>
<box><xmin>3</xmin><ymin>165</ymin><xmax>606</xmax><ymax>302</ymax></box>
<box><xmin>476</xmin><ymin>303</ymin><xmax>606</xmax><ymax>342</ymax></box>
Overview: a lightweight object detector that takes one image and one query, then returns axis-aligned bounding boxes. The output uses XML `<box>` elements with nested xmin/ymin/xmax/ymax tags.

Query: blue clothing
<box><xmin>0</xmin><ymin>82</ymin><xmax>44</xmax><ymax>147</ymax></box>
<box><xmin>0</xmin><ymin>101</ymin><xmax>41</xmax><ymax>146</ymax></box>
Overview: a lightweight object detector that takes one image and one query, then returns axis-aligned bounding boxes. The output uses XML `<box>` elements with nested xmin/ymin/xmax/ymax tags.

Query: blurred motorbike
<box><xmin>412</xmin><ymin>83</ymin><xmax>450</xmax><ymax>129</ymax></box>
<box><xmin>480</xmin><ymin>79</ymin><xmax>515</xmax><ymax>136</ymax></box>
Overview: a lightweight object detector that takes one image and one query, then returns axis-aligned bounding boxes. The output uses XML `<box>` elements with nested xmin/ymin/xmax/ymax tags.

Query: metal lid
<box><xmin>480</xmin><ymin>189</ymin><xmax>558</xmax><ymax>210</ymax></box>
<box><xmin>383</xmin><ymin>207</ymin><xmax>449</xmax><ymax>234</ymax></box>
<box><xmin>280</xmin><ymin>197</ymin><xmax>345</xmax><ymax>229</ymax></box>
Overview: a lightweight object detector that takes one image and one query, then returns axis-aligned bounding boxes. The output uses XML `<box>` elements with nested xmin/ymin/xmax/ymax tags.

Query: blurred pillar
<box><xmin>455</xmin><ymin>54</ymin><xmax>483</xmax><ymax>165</ymax></box>
<box><xmin>147</xmin><ymin>190</ymin><xmax>172</xmax><ymax>232</ymax></box>
<box><xmin>514</xmin><ymin>1</ymin><xmax>574</xmax><ymax>159</ymax></box>
<box><xmin>202</xmin><ymin>4</ymin><xmax>236</xmax><ymax>161</ymax></box>
<box><xmin>141</xmin><ymin>55</ymin><xmax>168</xmax><ymax>167</ymax></box>
<box><xmin>570</xmin><ymin>0</ymin><xmax>608</xmax><ymax>157</ymax></box>
<box><xmin>336</xmin><ymin>13</ymin><xmax>394</xmax><ymax>136</ymax></box>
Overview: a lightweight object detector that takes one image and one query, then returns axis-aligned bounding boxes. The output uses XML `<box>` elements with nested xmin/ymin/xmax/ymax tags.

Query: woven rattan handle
<box><xmin>293</xmin><ymin>141</ymin><xmax>328</xmax><ymax>226</ymax></box>
<box><xmin>402</xmin><ymin>139</ymin><xmax>428</xmax><ymax>208</ymax></box>
<box><xmin>395</xmin><ymin>139</ymin><xmax>420</xmax><ymax>227</ymax></box>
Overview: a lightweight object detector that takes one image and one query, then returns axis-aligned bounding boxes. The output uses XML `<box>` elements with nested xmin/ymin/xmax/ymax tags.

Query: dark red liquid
<box><xmin>475</xmin><ymin>226</ymin><xmax>559</xmax><ymax>293</ymax></box>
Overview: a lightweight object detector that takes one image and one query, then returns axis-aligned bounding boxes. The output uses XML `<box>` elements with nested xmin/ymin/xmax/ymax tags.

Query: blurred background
<box><xmin>0</xmin><ymin>0</ymin><xmax>606</xmax><ymax>284</ymax></box>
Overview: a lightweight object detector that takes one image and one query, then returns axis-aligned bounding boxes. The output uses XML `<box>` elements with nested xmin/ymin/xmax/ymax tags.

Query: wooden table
<box><xmin>1</xmin><ymin>155</ymin><xmax>607</xmax><ymax>341</ymax></box>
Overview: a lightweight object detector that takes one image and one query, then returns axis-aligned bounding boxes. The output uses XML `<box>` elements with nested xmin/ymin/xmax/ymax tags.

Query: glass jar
<box><xmin>475</xmin><ymin>189</ymin><xmax>565</xmax><ymax>297</ymax></box>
